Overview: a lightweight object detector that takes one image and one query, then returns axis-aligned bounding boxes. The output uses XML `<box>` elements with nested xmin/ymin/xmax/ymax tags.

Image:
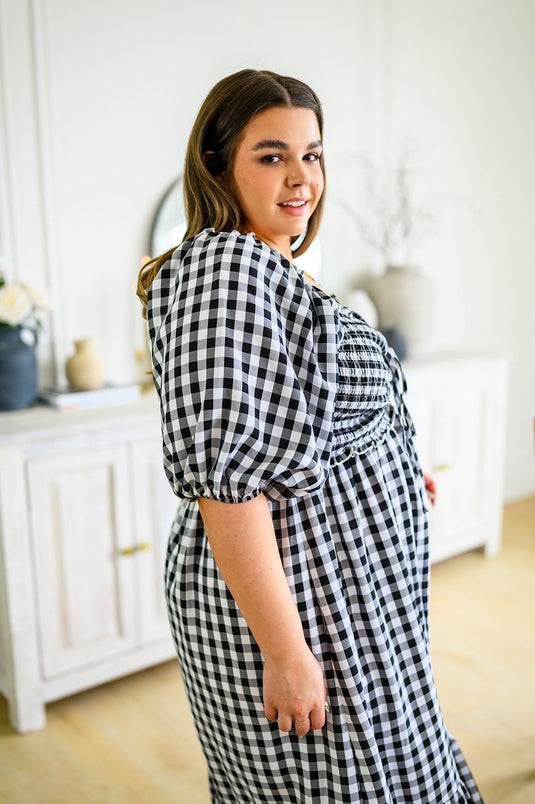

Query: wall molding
<box><xmin>0</xmin><ymin>0</ymin><xmax>66</xmax><ymax>385</ymax></box>
<box><xmin>29</xmin><ymin>0</ymin><xmax>65</xmax><ymax>385</ymax></box>
<box><xmin>0</xmin><ymin>0</ymin><xmax>18</xmax><ymax>265</ymax></box>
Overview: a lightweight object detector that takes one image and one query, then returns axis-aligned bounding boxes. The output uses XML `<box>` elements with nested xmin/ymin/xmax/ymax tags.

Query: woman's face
<box><xmin>228</xmin><ymin>106</ymin><xmax>324</xmax><ymax>261</ymax></box>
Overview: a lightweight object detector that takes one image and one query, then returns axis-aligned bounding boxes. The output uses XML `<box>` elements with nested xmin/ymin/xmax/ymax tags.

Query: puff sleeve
<box><xmin>147</xmin><ymin>230</ymin><xmax>338</xmax><ymax>503</ymax></box>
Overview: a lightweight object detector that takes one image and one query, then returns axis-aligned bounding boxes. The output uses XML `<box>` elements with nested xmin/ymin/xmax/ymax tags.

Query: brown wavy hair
<box><xmin>137</xmin><ymin>68</ymin><xmax>325</xmax><ymax>317</ymax></box>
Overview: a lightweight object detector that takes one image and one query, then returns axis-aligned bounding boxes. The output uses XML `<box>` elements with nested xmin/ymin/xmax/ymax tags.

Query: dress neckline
<box><xmin>293</xmin><ymin>265</ymin><xmax>341</xmax><ymax>306</ymax></box>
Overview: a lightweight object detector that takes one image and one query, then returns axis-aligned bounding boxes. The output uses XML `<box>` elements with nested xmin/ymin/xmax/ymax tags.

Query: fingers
<box><xmin>264</xmin><ymin>700</ymin><xmax>278</xmax><ymax>723</ymax></box>
<box><xmin>264</xmin><ymin>697</ymin><xmax>300</xmax><ymax>733</ymax></box>
<box><xmin>277</xmin><ymin>711</ymin><xmax>294</xmax><ymax>733</ymax></box>
<box><xmin>293</xmin><ymin>714</ymin><xmax>310</xmax><ymax>738</ymax></box>
<box><xmin>308</xmin><ymin>701</ymin><xmax>326</xmax><ymax>731</ymax></box>
<box><xmin>265</xmin><ymin>700</ymin><xmax>330</xmax><ymax>737</ymax></box>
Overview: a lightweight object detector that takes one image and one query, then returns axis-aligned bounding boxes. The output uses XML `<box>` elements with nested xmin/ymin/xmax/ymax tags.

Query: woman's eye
<box><xmin>304</xmin><ymin>152</ymin><xmax>321</xmax><ymax>162</ymax></box>
<box><xmin>260</xmin><ymin>154</ymin><xmax>281</xmax><ymax>164</ymax></box>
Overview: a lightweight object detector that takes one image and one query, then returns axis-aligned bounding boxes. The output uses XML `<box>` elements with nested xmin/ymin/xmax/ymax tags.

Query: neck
<box><xmin>242</xmin><ymin>228</ymin><xmax>292</xmax><ymax>262</ymax></box>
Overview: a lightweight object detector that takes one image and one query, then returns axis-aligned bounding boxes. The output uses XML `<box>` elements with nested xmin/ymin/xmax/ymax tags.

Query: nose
<box><xmin>287</xmin><ymin>161</ymin><xmax>310</xmax><ymax>187</ymax></box>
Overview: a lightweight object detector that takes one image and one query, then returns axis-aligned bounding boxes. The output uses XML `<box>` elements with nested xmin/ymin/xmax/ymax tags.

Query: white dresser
<box><xmin>0</xmin><ymin>353</ymin><xmax>508</xmax><ymax>732</ymax></box>
<box><xmin>0</xmin><ymin>392</ymin><xmax>177</xmax><ymax>733</ymax></box>
<box><xmin>404</xmin><ymin>352</ymin><xmax>508</xmax><ymax>563</ymax></box>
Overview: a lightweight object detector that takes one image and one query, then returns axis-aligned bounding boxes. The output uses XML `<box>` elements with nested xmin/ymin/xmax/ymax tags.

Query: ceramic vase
<box><xmin>65</xmin><ymin>338</ymin><xmax>104</xmax><ymax>391</ymax></box>
<box><xmin>0</xmin><ymin>326</ymin><xmax>38</xmax><ymax>410</ymax></box>
<box><xmin>368</xmin><ymin>265</ymin><xmax>437</xmax><ymax>358</ymax></box>
<box><xmin>343</xmin><ymin>290</ymin><xmax>379</xmax><ymax>328</ymax></box>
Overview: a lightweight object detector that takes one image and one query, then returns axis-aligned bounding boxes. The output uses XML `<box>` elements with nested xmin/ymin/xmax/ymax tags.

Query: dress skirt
<box><xmin>165</xmin><ymin>423</ymin><xmax>482</xmax><ymax>803</ymax></box>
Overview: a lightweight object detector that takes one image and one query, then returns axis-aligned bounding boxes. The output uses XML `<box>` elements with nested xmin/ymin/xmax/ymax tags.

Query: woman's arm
<box><xmin>197</xmin><ymin>493</ymin><xmax>326</xmax><ymax>737</ymax></box>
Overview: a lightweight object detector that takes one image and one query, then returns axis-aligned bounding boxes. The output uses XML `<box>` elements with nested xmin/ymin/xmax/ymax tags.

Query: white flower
<box><xmin>0</xmin><ymin>259</ymin><xmax>51</xmax><ymax>331</ymax></box>
<box><xmin>0</xmin><ymin>283</ymin><xmax>33</xmax><ymax>326</ymax></box>
<box><xmin>20</xmin><ymin>282</ymin><xmax>51</xmax><ymax>311</ymax></box>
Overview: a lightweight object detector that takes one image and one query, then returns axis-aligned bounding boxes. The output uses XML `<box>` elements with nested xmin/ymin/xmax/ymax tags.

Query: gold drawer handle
<box><xmin>120</xmin><ymin>542</ymin><xmax>150</xmax><ymax>556</ymax></box>
<box><xmin>433</xmin><ymin>463</ymin><xmax>452</xmax><ymax>473</ymax></box>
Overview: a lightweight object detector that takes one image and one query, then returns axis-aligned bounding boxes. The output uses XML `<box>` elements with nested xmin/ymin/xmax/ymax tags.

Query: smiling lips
<box><xmin>278</xmin><ymin>198</ymin><xmax>310</xmax><ymax>215</ymax></box>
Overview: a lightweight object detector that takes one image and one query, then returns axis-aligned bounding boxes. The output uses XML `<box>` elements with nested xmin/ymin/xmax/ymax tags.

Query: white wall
<box><xmin>386</xmin><ymin>0</ymin><xmax>535</xmax><ymax>502</ymax></box>
<box><xmin>1</xmin><ymin>0</ymin><xmax>533</xmax><ymax>500</ymax></box>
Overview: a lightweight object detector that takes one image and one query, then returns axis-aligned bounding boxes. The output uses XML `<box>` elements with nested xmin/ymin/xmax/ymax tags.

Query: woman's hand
<box><xmin>423</xmin><ymin>473</ymin><xmax>437</xmax><ymax>506</ymax></box>
<box><xmin>263</xmin><ymin>646</ymin><xmax>327</xmax><ymax>738</ymax></box>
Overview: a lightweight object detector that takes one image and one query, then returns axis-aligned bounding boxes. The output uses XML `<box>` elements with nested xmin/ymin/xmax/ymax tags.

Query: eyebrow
<box><xmin>251</xmin><ymin>139</ymin><xmax>322</xmax><ymax>151</ymax></box>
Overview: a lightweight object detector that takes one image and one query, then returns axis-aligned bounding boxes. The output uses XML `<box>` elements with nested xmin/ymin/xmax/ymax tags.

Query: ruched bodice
<box><xmin>330</xmin><ymin>304</ymin><xmax>405</xmax><ymax>466</ymax></box>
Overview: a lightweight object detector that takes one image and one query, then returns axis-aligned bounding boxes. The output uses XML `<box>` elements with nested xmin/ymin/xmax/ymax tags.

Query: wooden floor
<box><xmin>1</xmin><ymin>497</ymin><xmax>534</xmax><ymax>803</ymax></box>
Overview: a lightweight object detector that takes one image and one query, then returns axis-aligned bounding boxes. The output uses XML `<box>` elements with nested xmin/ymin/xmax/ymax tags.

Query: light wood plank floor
<box><xmin>1</xmin><ymin>497</ymin><xmax>533</xmax><ymax>803</ymax></box>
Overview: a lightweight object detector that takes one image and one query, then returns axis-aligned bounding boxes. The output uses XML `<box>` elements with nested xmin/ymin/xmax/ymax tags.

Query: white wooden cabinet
<box><xmin>404</xmin><ymin>353</ymin><xmax>508</xmax><ymax>563</ymax></box>
<box><xmin>0</xmin><ymin>393</ymin><xmax>178</xmax><ymax>732</ymax></box>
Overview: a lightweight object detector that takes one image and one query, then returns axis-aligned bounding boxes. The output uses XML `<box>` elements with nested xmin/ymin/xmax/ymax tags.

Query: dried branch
<box><xmin>340</xmin><ymin>145</ymin><xmax>437</xmax><ymax>267</ymax></box>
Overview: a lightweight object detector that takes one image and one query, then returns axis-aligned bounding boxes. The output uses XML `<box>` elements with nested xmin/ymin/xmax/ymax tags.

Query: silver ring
<box><xmin>324</xmin><ymin>701</ymin><xmax>331</xmax><ymax>712</ymax></box>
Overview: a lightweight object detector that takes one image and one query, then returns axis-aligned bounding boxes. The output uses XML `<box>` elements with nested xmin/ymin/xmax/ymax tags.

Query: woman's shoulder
<box><xmin>149</xmin><ymin>229</ymin><xmax>310</xmax><ymax>328</ymax></box>
<box><xmin>153</xmin><ymin>229</ymin><xmax>305</xmax><ymax>308</ymax></box>
<box><xmin>170</xmin><ymin>229</ymin><xmax>295</xmax><ymax>280</ymax></box>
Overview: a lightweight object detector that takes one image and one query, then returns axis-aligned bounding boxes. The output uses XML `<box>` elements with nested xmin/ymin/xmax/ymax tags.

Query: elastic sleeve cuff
<box><xmin>173</xmin><ymin>484</ymin><xmax>266</xmax><ymax>505</ymax></box>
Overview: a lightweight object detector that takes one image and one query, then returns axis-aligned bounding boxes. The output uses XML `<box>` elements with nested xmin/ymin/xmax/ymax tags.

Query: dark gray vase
<box><xmin>0</xmin><ymin>326</ymin><xmax>38</xmax><ymax>411</ymax></box>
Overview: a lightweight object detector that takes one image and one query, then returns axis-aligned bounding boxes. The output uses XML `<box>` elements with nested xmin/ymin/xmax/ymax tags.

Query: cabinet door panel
<box><xmin>130</xmin><ymin>438</ymin><xmax>177</xmax><ymax>645</ymax></box>
<box><xmin>430</xmin><ymin>387</ymin><xmax>485</xmax><ymax>559</ymax></box>
<box><xmin>446</xmin><ymin>387</ymin><xmax>485</xmax><ymax>523</ymax></box>
<box><xmin>27</xmin><ymin>447</ymin><xmax>137</xmax><ymax>677</ymax></box>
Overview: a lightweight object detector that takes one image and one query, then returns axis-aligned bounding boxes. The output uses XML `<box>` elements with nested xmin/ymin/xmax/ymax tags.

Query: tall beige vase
<box><xmin>368</xmin><ymin>265</ymin><xmax>437</xmax><ymax>358</ymax></box>
<box><xmin>65</xmin><ymin>338</ymin><xmax>104</xmax><ymax>391</ymax></box>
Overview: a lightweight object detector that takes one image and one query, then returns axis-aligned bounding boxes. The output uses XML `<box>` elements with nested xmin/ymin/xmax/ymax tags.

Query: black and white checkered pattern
<box><xmin>148</xmin><ymin>230</ymin><xmax>483</xmax><ymax>803</ymax></box>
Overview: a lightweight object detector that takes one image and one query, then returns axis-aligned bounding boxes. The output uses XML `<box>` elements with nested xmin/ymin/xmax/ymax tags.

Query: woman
<box><xmin>138</xmin><ymin>69</ymin><xmax>482</xmax><ymax>803</ymax></box>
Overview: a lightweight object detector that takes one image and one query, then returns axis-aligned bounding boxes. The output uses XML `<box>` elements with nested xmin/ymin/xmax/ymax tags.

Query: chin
<box><xmin>288</xmin><ymin>221</ymin><xmax>308</xmax><ymax>236</ymax></box>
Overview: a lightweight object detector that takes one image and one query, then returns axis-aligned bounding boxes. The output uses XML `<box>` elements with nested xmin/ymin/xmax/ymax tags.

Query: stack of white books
<box><xmin>38</xmin><ymin>382</ymin><xmax>142</xmax><ymax>411</ymax></box>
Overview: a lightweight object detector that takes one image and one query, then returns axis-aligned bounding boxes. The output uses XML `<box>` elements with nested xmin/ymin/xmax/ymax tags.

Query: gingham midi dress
<box><xmin>148</xmin><ymin>229</ymin><xmax>482</xmax><ymax>803</ymax></box>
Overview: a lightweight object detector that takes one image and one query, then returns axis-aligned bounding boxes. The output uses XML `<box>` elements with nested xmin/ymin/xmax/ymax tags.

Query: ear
<box><xmin>203</xmin><ymin>151</ymin><xmax>225</xmax><ymax>183</ymax></box>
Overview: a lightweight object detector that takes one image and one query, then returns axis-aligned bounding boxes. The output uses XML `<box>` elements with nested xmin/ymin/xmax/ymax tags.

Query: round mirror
<box><xmin>150</xmin><ymin>176</ymin><xmax>187</xmax><ymax>258</ymax></box>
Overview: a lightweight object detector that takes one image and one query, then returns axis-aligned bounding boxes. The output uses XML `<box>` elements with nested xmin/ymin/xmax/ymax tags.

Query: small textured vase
<box><xmin>0</xmin><ymin>326</ymin><xmax>38</xmax><ymax>410</ymax></box>
<box><xmin>65</xmin><ymin>338</ymin><xmax>104</xmax><ymax>391</ymax></box>
<box><xmin>368</xmin><ymin>265</ymin><xmax>437</xmax><ymax>358</ymax></box>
